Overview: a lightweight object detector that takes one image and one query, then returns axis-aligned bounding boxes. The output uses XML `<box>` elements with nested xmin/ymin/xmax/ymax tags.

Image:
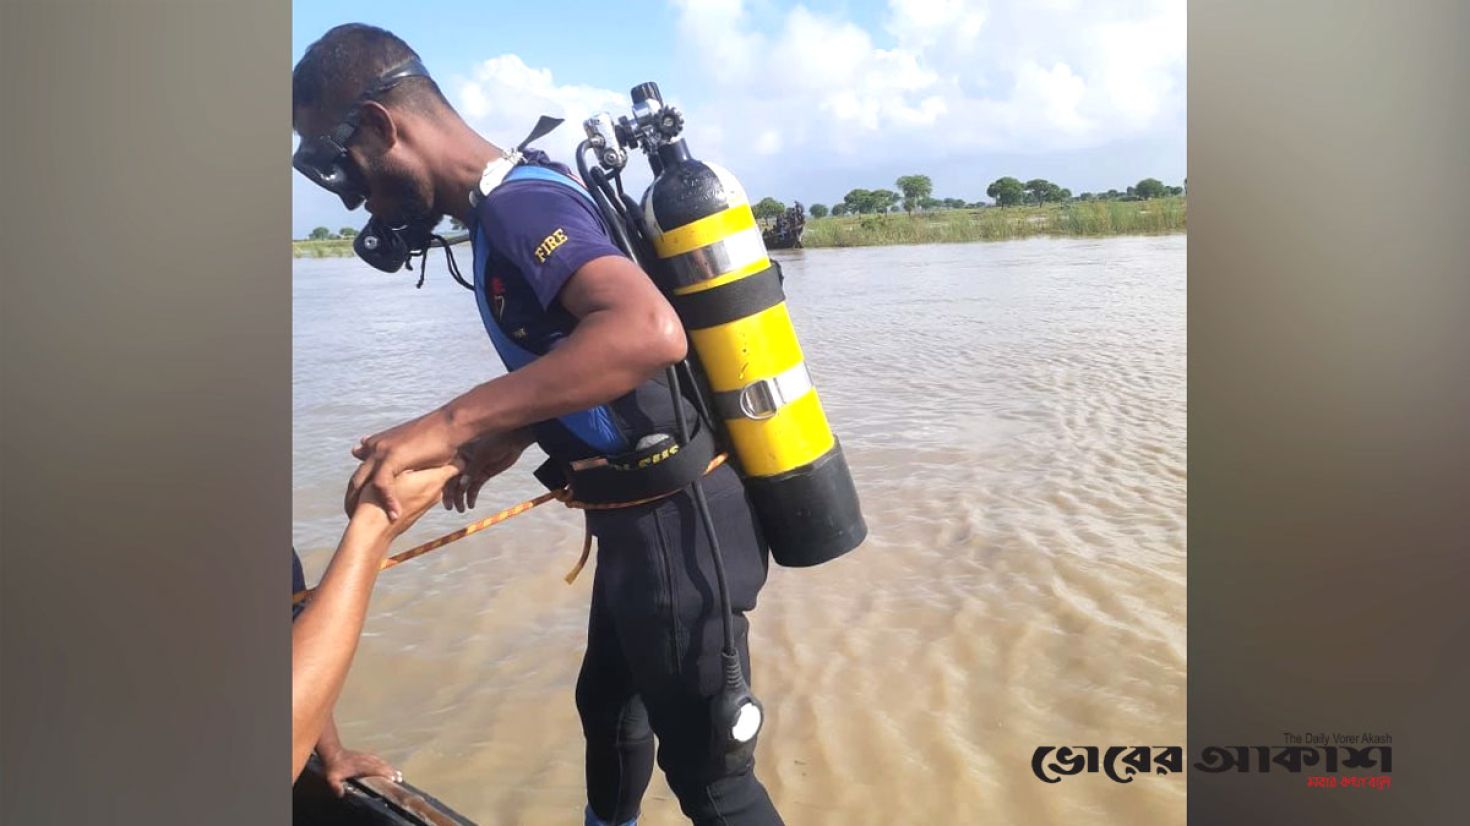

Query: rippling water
<box><xmin>294</xmin><ymin>234</ymin><xmax>1186</xmax><ymax>824</ymax></box>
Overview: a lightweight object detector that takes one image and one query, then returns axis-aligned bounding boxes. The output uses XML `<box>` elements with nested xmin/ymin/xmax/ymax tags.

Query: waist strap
<box><xmin>533</xmin><ymin>419</ymin><xmax>718</xmax><ymax>506</ymax></box>
<box><xmin>557</xmin><ymin>449</ymin><xmax>729</xmax><ymax>585</ymax></box>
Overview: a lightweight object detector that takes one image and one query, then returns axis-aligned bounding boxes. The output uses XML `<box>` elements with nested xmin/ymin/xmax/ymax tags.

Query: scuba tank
<box><xmin>607</xmin><ymin>83</ymin><xmax>867</xmax><ymax>568</ymax></box>
<box><xmin>571</xmin><ymin>84</ymin><xmax>867</xmax><ymax>766</ymax></box>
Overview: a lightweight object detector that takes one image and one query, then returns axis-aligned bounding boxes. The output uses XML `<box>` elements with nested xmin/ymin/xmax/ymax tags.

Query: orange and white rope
<box><xmin>291</xmin><ymin>453</ymin><xmax>728</xmax><ymax>603</ymax></box>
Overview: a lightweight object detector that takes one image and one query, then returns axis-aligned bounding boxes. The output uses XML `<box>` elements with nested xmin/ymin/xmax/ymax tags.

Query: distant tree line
<box><xmin>757</xmin><ymin>174</ymin><xmax>1185</xmax><ymax>219</ymax></box>
<box><xmin>303</xmin><ymin>226</ymin><xmax>359</xmax><ymax>241</ymax></box>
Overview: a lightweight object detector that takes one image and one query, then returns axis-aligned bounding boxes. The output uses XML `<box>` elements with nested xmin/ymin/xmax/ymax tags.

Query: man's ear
<box><xmin>355</xmin><ymin>101</ymin><xmax>400</xmax><ymax>153</ymax></box>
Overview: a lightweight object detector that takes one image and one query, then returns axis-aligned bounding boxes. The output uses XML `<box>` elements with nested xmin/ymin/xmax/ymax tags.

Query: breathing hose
<box><xmin>577</xmin><ymin>141</ymin><xmax>741</xmax><ymax>661</ymax></box>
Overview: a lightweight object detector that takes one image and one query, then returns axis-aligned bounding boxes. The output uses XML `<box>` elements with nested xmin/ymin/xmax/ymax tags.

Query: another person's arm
<box><xmin>291</xmin><ymin>462</ymin><xmax>461</xmax><ymax>781</ymax></box>
<box><xmin>294</xmin><ymin>549</ymin><xmax>399</xmax><ymax>792</ymax></box>
<box><xmin>314</xmin><ymin>714</ymin><xmax>397</xmax><ymax>796</ymax></box>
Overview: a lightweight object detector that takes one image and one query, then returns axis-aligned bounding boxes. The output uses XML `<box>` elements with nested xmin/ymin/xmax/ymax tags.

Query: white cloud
<box><xmin>886</xmin><ymin>0</ymin><xmax>987</xmax><ymax>57</ymax></box>
<box><xmin>1013</xmin><ymin>61</ymin><xmax>1091</xmax><ymax>135</ymax></box>
<box><xmin>755</xmin><ymin>128</ymin><xmax>783</xmax><ymax>155</ymax></box>
<box><xmin>653</xmin><ymin>0</ymin><xmax>1184</xmax><ymax>182</ymax></box>
<box><xmin>295</xmin><ymin>0</ymin><xmax>1183</xmax><ymax>232</ymax></box>
<box><xmin>1088</xmin><ymin>2</ymin><xmax>1188</xmax><ymax>125</ymax></box>
<box><xmin>452</xmin><ymin>55</ymin><xmax>627</xmax><ymax>167</ymax></box>
<box><xmin>671</xmin><ymin>0</ymin><xmax>766</xmax><ymax>85</ymax></box>
<box><xmin>440</xmin><ymin>0</ymin><xmax>1183</xmax><ymax>205</ymax></box>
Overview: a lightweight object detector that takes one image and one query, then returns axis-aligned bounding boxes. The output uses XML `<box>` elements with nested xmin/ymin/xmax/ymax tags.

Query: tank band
<box><xmin>712</xmin><ymin>361</ymin><xmax>814</xmax><ymax>421</ymax></box>
<box><xmin>652</xmin><ymin>207</ymin><xmax>757</xmax><ymax>257</ymax></box>
<box><xmin>659</xmin><ymin>227</ymin><xmax>767</xmax><ymax>290</ymax></box>
<box><xmin>668</xmin><ymin>263</ymin><xmax>785</xmax><ymax>329</ymax></box>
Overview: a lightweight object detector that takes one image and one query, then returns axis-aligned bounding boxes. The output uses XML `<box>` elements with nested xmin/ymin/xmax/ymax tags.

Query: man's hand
<box><xmin>442</xmin><ymin>429</ymin><xmax>534</xmax><ymax>513</ymax></box>
<box><xmin>320</xmin><ymin>747</ymin><xmax>399</xmax><ymax>797</ymax></box>
<box><xmin>347</xmin><ymin>410</ymin><xmax>462</xmax><ymax>520</ymax></box>
<box><xmin>354</xmin><ymin>461</ymin><xmax>465</xmax><ymax>540</ymax></box>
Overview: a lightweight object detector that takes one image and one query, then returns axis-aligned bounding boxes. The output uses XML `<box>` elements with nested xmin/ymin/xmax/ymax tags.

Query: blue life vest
<box><xmin>470</xmin><ymin>164</ymin><xmax>631</xmax><ymax>456</ymax></box>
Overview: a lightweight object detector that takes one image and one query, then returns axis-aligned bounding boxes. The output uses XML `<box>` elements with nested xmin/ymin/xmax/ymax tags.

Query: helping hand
<box><xmin>355</xmin><ymin>460</ymin><xmax>466</xmax><ymax>540</ymax></box>
<box><xmin>441</xmin><ymin>429</ymin><xmax>534</xmax><ymax>513</ymax></box>
<box><xmin>347</xmin><ymin>411</ymin><xmax>461</xmax><ymax>521</ymax></box>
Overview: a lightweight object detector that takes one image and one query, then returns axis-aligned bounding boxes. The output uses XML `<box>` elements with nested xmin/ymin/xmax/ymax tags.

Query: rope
<box><xmin>556</xmin><ymin>453</ymin><xmax>728</xmax><ymax>584</ymax></box>
<box><xmin>292</xmin><ymin>490</ymin><xmax>560</xmax><ymax>605</ymax></box>
<box><xmin>291</xmin><ymin>454</ymin><xmax>728</xmax><ymax>604</ymax></box>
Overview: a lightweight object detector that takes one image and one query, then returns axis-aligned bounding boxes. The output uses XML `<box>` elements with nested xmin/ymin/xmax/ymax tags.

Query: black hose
<box><xmin>618</xmin><ymin>189</ymin><xmax>661</xmax><ymax>270</ymax></box>
<box><xmin>589</xmin><ymin>172</ymin><xmax>640</xmax><ymax>261</ymax></box>
<box><xmin>580</xmin><ymin>141</ymin><xmax>739</xmax><ymax>659</ymax></box>
<box><xmin>575</xmin><ymin>140</ymin><xmax>597</xmax><ymax>195</ymax></box>
<box><xmin>665</xmin><ymin>365</ymin><xmax>738</xmax><ymax>657</ymax></box>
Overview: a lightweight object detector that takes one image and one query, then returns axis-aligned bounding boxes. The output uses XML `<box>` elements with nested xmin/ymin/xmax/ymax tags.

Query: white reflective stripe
<box><xmin>642</xmin><ymin>188</ymin><xmax>662</xmax><ymax>237</ymax></box>
<box><xmin>713</xmin><ymin>362</ymin><xmax>814</xmax><ymax>421</ymax></box>
<box><xmin>706</xmin><ymin>161</ymin><xmax>750</xmax><ymax>209</ymax></box>
<box><xmin>663</xmin><ymin>227</ymin><xmax>767</xmax><ymax>288</ymax></box>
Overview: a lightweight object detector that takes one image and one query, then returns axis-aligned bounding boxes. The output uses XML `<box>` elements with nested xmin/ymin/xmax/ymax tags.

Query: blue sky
<box><xmin>293</xmin><ymin>0</ymin><xmax>1186</xmax><ymax>237</ymax></box>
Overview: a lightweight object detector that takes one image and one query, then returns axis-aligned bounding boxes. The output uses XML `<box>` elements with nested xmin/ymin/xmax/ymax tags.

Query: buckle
<box><xmin>714</xmin><ymin>362</ymin><xmax>814</xmax><ymax>422</ymax></box>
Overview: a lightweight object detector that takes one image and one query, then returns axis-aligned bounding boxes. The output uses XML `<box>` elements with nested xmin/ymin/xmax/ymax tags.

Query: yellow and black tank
<box><xmin>636</xmin><ymin>93</ymin><xmax>866</xmax><ymax>567</ymax></box>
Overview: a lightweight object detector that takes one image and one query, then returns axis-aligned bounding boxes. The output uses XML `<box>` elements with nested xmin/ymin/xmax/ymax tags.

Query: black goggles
<box><xmin>292</xmin><ymin>57</ymin><xmax>431</xmax><ymax>210</ymax></box>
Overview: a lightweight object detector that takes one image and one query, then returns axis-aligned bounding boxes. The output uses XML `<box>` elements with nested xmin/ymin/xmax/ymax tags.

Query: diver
<box><xmin>292</xmin><ymin>24</ymin><xmax>784</xmax><ymax>826</ymax></box>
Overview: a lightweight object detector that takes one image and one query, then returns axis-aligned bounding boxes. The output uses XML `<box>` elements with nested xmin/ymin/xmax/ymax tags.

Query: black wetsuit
<box><xmin>469</xmin><ymin>155</ymin><xmax>783</xmax><ymax>826</ymax></box>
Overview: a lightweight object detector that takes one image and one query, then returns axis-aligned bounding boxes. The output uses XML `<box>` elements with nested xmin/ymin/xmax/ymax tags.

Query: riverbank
<box><xmin>293</xmin><ymin>238</ymin><xmax>355</xmax><ymax>258</ymax></box>
<box><xmin>293</xmin><ymin>197</ymin><xmax>1185</xmax><ymax>257</ymax></box>
<box><xmin>802</xmin><ymin>196</ymin><xmax>1185</xmax><ymax>247</ymax></box>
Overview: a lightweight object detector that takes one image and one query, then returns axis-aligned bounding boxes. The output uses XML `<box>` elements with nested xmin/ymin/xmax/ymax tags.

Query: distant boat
<box><xmin>761</xmin><ymin>203</ymin><xmax>806</xmax><ymax>250</ymax></box>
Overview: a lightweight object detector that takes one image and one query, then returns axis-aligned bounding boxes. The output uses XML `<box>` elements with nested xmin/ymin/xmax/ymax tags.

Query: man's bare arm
<box><xmin>441</xmin><ymin>253</ymin><xmax>686</xmax><ymax>442</ymax></box>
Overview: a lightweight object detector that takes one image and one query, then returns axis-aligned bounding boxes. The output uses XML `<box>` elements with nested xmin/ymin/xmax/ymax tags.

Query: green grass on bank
<box><xmin>800</xmin><ymin>196</ymin><xmax>1186</xmax><ymax>248</ymax></box>
<box><xmin>294</xmin><ymin>197</ymin><xmax>1186</xmax><ymax>257</ymax></box>
<box><xmin>292</xmin><ymin>238</ymin><xmax>356</xmax><ymax>258</ymax></box>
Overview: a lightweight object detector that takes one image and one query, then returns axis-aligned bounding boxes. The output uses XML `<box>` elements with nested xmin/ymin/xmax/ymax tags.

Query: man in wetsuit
<box><xmin>292</xmin><ymin>25</ymin><xmax>782</xmax><ymax>826</ymax></box>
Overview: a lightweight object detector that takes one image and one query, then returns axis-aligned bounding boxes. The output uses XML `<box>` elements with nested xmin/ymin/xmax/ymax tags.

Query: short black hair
<box><xmin>292</xmin><ymin>23</ymin><xmax>450</xmax><ymax>126</ymax></box>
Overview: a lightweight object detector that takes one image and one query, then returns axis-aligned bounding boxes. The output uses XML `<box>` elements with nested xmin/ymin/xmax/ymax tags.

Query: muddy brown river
<box><xmin>293</xmin><ymin>234</ymin><xmax>1186</xmax><ymax>824</ymax></box>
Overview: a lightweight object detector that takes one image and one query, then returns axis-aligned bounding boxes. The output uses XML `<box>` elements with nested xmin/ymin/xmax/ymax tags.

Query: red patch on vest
<box><xmin>490</xmin><ymin>277</ymin><xmax>506</xmax><ymax>319</ymax></box>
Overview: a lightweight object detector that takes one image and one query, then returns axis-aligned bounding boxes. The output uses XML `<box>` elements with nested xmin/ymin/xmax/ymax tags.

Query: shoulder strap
<box><xmin>502</xmin><ymin>164</ymin><xmax>598</xmax><ymax>208</ymax></box>
<box><xmin>469</xmin><ymin>174</ymin><xmax>631</xmax><ymax>457</ymax></box>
